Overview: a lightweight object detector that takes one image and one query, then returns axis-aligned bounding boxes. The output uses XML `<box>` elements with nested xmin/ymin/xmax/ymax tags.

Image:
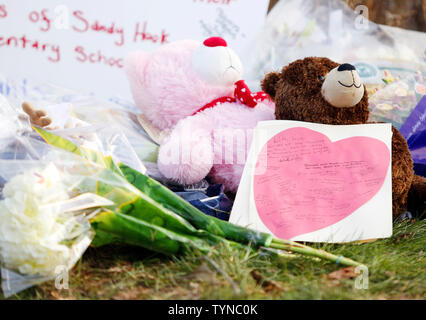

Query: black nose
<box><xmin>337</xmin><ymin>63</ymin><xmax>356</xmax><ymax>72</ymax></box>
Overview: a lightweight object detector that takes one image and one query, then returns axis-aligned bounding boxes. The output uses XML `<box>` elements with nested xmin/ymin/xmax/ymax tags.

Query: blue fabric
<box><xmin>175</xmin><ymin>184</ymin><xmax>232</xmax><ymax>221</ymax></box>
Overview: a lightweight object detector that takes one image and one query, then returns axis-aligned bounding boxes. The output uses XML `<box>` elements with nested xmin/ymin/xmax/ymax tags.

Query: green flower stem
<box><xmin>270</xmin><ymin>238</ymin><xmax>363</xmax><ymax>267</ymax></box>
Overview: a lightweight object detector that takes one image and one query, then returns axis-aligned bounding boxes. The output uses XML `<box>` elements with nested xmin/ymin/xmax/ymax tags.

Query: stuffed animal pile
<box><xmin>23</xmin><ymin>45</ymin><xmax>424</xmax><ymax>218</ymax></box>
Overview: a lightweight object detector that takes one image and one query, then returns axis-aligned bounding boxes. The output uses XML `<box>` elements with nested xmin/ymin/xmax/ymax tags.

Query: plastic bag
<box><xmin>243</xmin><ymin>0</ymin><xmax>426</xmax><ymax>91</ymax></box>
<box><xmin>0</xmin><ymin>74</ymin><xmax>159</xmax><ymax>168</ymax></box>
<box><xmin>0</xmin><ymin>99</ymin><xmax>139</xmax><ymax>297</ymax></box>
<box><xmin>43</xmin><ymin>124</ymin><xmax>147</xmax><ymax>175</ymax></box>
<box><xmin>369</xmin><ymin>71</ymin><xmax>426</xmax><ymax>128</ymax></box>
<box><xmin>0</xmin><ymin>94</ymin><xmax>40</xmax><ymax>162</ymax></box>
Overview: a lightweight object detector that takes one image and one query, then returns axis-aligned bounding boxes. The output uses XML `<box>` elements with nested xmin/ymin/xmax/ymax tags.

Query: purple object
<box><xmin>400</xmin><ymin>95</ymin><xmax>426</xmax><ymax>177</ymax></box>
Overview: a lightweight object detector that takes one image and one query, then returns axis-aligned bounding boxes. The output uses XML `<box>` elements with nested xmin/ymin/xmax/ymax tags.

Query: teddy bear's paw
<box><xmin>157</xmin><ymin>161</ymin><xmax>213</xmax><ymax>186</ymax></box>
<box><xmin>22</xmin><ymin>101</ymin><xmax>52</xmax><ymax>128</ymax></box>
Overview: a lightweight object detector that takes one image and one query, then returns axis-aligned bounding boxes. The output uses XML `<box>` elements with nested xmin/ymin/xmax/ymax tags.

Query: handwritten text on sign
<box><xmin>0</xmin><ymin>0</ymin><xmax>269</xmax><ymax>100</ymax></box>
<box><xmin>230</xmin><ymin>121</ymin><xmax>393</xmax><ymax>243</ymax></box>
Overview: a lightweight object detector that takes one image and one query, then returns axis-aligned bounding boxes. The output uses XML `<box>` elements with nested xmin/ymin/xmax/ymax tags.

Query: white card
<box><xmin>230</xmin><ymin>120</ymin><xmax>393</xmax><ymax>243</ymax></box>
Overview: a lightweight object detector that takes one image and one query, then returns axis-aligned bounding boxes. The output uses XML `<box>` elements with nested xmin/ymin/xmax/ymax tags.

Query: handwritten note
<box><xmin>230</xmin><ymin>121</ymin><xmax>393</xmax><ymax>243</ymax></box>
<box><xmin>0</xmin><ymin>0</ymin><xmax>269</xmax><ymax>100</ymax></box>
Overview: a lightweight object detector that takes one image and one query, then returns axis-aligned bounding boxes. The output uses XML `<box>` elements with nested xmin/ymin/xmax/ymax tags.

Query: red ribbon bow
<box><xmin>192</xmin><ymin>80</ymin><xmax>269</xmax><ymax>116</ymax></box>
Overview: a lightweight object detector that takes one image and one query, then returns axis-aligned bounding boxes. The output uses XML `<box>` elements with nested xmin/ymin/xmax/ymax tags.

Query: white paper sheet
<box><xmin>230</xmin><ymin>120</ymin><xmax>393</xmax><ymax>243</ymax></box>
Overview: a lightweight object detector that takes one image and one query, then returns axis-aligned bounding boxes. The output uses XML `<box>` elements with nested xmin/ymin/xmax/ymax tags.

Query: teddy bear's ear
<box><xmin>280</xmin><ymin>61</ymin><xmax>304</xmax><ymax>86</ymax></box>
<box><xmin>261</xmin><ymin>72</ymin><xmax>280</xmax><ymax>100</ymax></box>
<box><xmin>124</xmin><ymin>51</ymin><xmax>150</xmax><ymax>85</ymax></box>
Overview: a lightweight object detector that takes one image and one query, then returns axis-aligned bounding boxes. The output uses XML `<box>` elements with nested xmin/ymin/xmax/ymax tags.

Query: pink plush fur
<box><xmin>157</xmin><ymin>101</ymin><xmax>275</xmax><ymax>191</ymax></box>
<box><xmin>125</xmin><ymin>40</ymin><xmax>275</xmax><ymax>192</ymax></box>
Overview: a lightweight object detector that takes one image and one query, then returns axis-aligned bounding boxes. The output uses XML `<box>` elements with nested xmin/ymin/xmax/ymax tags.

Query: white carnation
<box><xmin>0</xmin><ymin>163</ymin><xmax>82</xmax><ymax>277</ymax></box>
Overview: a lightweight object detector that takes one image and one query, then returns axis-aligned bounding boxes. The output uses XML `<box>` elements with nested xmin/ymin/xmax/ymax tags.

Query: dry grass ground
<box><xmin>3</xmin><ymin>218</ymin><xmax>424</xmax><ymax>300</ymax></box>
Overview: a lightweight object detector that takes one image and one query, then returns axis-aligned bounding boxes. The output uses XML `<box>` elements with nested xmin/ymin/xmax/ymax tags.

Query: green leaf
<box><xmin>91</xmin><ymin>211</ymin><xmax>214</xmax><ymax>255</ymax></box>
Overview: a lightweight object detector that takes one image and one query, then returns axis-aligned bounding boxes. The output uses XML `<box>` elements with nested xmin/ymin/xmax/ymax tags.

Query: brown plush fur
<box><xmin>408</xmin><ymin>174</ymin><xmax>426</xmax><ymax>216</ymax></box>
<box><xmin>262</xmin><ymin>57</ymin><xmax>425</xmax><ymax>219</ymax></box>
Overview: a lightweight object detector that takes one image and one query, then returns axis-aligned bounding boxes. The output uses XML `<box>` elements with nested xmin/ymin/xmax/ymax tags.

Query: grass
<box><xmin>1</xmin><ymin>218</ymin><xmax>425</xmax><ymax>300</ymax></box>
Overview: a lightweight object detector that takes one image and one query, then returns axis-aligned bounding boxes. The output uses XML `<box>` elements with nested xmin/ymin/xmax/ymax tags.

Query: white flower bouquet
<box><xmin>0</xmin><ymin>128</ymin><xmax>123</xmax><ymax>297</ymax></box>
<box><xmin>0</xmin><ymin>164</ymin><xmax>79</xmax><ymax>277</ymax></box>
<box><xmin>0</xmin><ymin>156</ymin><xmax>112</xmax><ymax>297</ymax></box>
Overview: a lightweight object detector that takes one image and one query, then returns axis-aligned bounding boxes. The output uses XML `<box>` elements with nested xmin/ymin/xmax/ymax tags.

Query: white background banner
<box><xmin>0</xmin><ymin>0</ymin><xmax>269</xmax><ymax>100</ymax></box>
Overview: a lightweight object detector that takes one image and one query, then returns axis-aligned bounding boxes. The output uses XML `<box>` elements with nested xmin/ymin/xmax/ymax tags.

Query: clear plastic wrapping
<box><xmin>0</xmin><ymin>75</ymin><xmax>159</xmax><ymax>168</ymax></box>
<box><xmin>244</xmin><ymin>0</ymin><xmax>426</xmax><ymax>91</ymax></box>
<box><xmin>0</xmin><ymin>154</ymin><xmax>98</xmax><ymax>297</ymax></box>
<box><xmin>0</xmin><ymin>96</ymin><xmax>134</xmax><ymax>297</ymax></box>
<box><xmin>369</xmin><ymin>71</ymin><xmax>426</xmax><ymax>128</ymax></box>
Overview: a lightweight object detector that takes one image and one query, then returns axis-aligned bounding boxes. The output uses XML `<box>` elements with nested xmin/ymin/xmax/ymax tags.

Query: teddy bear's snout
<box><xmin>321</xmin><ymin>64</ymin><xmax>364</xmax><ymax>108</ymax></box>
<box><xmin>191</xmin><ymin>38</ymin><xmax>243</xmax><ymax>86</ymax></box>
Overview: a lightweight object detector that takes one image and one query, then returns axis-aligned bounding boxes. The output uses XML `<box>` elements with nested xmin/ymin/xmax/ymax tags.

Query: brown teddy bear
<box><xmin>261</xmin><ymin>57</ymin><xmax>425</xmax><ymax>219</ymax></box>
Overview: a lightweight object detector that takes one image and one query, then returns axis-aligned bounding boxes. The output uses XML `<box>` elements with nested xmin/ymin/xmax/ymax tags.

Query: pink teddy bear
<box><xmin>125</xmin><ymin>37</ymin><xmax>275</xmax><ymax>192</ymax></box>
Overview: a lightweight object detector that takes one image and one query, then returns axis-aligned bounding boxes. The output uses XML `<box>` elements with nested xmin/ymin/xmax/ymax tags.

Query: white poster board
<box><xmin>0</xmin><ymin>0</ymin><xmax>269</xmax><ymax>100</ymax></box>
<box><xmin>230</xmin><ymin>120</ymin><xmax>393</xmax><ymax>243</ymax></box>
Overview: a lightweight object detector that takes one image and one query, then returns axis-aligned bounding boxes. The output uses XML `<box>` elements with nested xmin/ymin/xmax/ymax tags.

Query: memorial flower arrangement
<box><xmin>0</xmin><ymin>164</ymin><xmax>77</xmax><ymax>277</ymax></box>
<box><xmin>0</xmin><ymin>126</ymin><xmax>363</xmax><ymax>296</ymax></box>
<box><xmin>0</xmin><ymin>159</ymin><xmax>99</xmax><ymax>296</ymax></box>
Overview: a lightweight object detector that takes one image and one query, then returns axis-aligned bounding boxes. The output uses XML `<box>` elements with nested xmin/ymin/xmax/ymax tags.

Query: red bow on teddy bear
<box><xmin>192</xmin><ymin>80</ymin><xmax>269</xmax><ymax>115</ymax></box>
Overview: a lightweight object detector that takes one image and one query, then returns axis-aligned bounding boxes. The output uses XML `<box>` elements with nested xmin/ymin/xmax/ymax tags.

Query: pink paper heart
<box><xmin>254</xmin><ymin>127</ymin><xmax>390</xmax><ymax>239</ymax></box>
